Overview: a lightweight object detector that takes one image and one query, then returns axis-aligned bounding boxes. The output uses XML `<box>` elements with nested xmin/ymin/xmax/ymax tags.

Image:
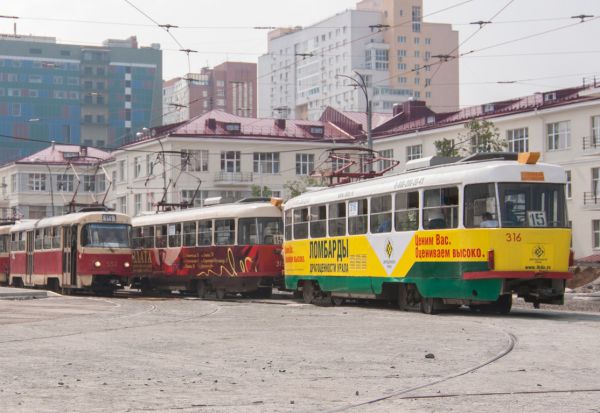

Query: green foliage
<box><xmin>434</xmin><ymin>138</ymin><xmax>459</xmax><ymax>157</ymax></box>
<box><xmin>250</xmin><ymin>184</ymin><xmax>272</xmax><ymax>197</ymax></box>
<box><xmin>461</xmin><ymin>119</ymin><xmax>506</xmax><ymax>154</ymax></box>
<box><xmin>284</xmin><ymin>177</ymin><xmax>320</xmax><ymax>198</ymax></box>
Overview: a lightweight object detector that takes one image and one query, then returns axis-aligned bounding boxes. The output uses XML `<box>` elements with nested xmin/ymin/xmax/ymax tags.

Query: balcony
<box><xmin>583</xmin><ymin>192</ymin><xmax>600</xmax><ymax>209</ymax></box>
<box><xmin>213</xmin><ymin>171</ymin><xmax>253</xmax><ymax>186</ymax></box>
<box><xmin>582</xmin><ymin>136</ymin><xmax>600</xmax><ymax>155</ymax></box>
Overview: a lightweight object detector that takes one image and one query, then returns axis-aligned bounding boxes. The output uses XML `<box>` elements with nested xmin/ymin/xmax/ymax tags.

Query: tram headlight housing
<box><xmin>123</xmin><ymin>261</ymin><xmax>130</xmax><ymax>268</ymax></box>
<box><xmin>94</xmin><ymin>260</ymin><xmax>102</xmax><ymax>268</ymax></box>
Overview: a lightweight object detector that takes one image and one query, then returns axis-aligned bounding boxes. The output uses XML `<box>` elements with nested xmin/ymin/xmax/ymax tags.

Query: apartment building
<box><xmin>257</xmin><ymin>0</ymin><xmax>458</xmax><ymax>120</ymax></box>
<box><xmin>0</xmin><ymin>34</ymin><xmax>162</xmax><ymax>161</ymax></box>
<box><xmin>163</xmin><ymin>62</ymin><xmax>257</xmax><ymax>125</ymax></box>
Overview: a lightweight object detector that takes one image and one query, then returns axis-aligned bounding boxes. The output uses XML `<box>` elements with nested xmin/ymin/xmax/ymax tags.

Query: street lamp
<box><xmin>336</xmin><ymin>71</ymin><xmax>372</xmax><ymax>151</ymax></box>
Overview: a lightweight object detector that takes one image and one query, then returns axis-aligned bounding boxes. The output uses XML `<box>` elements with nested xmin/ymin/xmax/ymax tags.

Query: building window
<box><xmin>379</xmin><ymin>149</ymin><xmax>394</xmax><ymax>171</ymax></box>
<box><xmin>28</xmin><ymin>173</ymin><xmax>46</xmax><ymax>191</ymax></box>
<box><xmin>146</xmin><ymin>154</ymin><xmax>154</xmax><ymax>176</ymax></box>
<box><xmin>566</xmin><ymin>170</ymin><xmax>572</xmax><ymax>199</ymax></box>
<box><xmin>118</xmin><ymin>196</ymin><xmax>127</xmax><ymax>214</ymax></box>
<box><xmin>594</xmin><ymin>220</ymin><xmax>600</xmax><ymax>249</ymax></box>
<box><xmin>97</xmin><ymin>175</ymin><xmax>106</xmax><ymax>192</ymax></box>
<box><xmin>254</xmin><ymin>152</ymin><xmax>280</xmax><ymax>174</ymax></box>
<box><xmin>296</xmin><ymin>153</ymin><xmax>314</xmax><ymax>175</ymax></box>
<box><xmin>507</xmin><ymin>127</ymin><xmax>529</xmax><ymax>153</ymax></box>
<box><xmin>406</xmin><ymin>144</ymin><xmax>422</xmax><ymax>161</ymax></box>
<box><xmin>57</xmin><ymin>174</ymin><xmax>74</xmax><ymax>192</ymax></box>
<box><xmin>134</xmin><ymin>194</ymin><xmax>141</xmax><ymax>216</ymax></box>
<box><xmin>10</xmin><ymin>174</ymin><xmax>16</xmax><ymax>192</ymax></box>
<box><xmin>220</xmin><ymin>151</ymin><xmax>241</xmax><ymax>173</ymax></box>
<box><xmin>181</xmin><ymin>150</ymin><xmax>209</xmax><ymax>172</ymax></box>
<box><xmin>592</xmin><ymin>115</ymin><xmax>600</xmax><ymax>146</ymax></box>
<box><xmin>412</xmin><ymin>6</ymin><xmax>421</xmax><ymax>32</ymax></box>
<box><xmin>547</xmin><ymin>121</ymin><xmax>571</xmax><ymax>150</ymax></box>
<box><xmin>118</xmin><ymin>160</ymin><xmax>126</xmax><ymax>181</ymax></box>
<box><xmin>133</xmin><ymin>157</ymin><xmax>141</xmax><ymax>178</ymax></box>
<box><xmin>83</xmin><ymin>175</ymin><xmax>95</xmax><ymax>192</ymax></box>
<box><xmin>593</xmin><ymin>168</ymin><xmax>600</xmax><ymax>196</ymax></box>
<box><xmin>181</xmin><ymin>190</ymin><xmax>205</xmax><ymax>208</ymax></box>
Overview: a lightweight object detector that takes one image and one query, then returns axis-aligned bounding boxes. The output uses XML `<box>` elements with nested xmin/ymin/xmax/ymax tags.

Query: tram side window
<box><xmin>310</xmin><ymin>205</ymin><xmax>327</xmax><ymax>238</ymax></box>
<box><xmin>293</xmin><ymin>208</ymin><xmax>309</xmax><ymax>239</ymax></box>
<box><xmin>370</xmin><ymin>195</ymin><xmax>392</xmax><ymax>233</ymax></box>
<box><xmin>34</xmin><ymin>229</ymin><xmax>43</xmax><ymax>250</ymax></box>
<box><xmin>423</xmin><ymin>187</ymin><xmax>459</xmax><ymax>229</ymax></box>
<box><xmin>183</xmin><ymin>222</ymin><xmax>196</xmax><ymax>246</ymax></box>
<box><xmin>168</xmin><ymin>223</ymin><xmax>181</xmax><ymax>247</ymax></box>
<box><xmin>395</xmin><ymin>191</ymin><xmax>419</xmax><ymax>231</ymax></box>
<box><xmin>198</xmin><ymin>220</ymin><xmax>213</xmax><ymax>245</ymax></box>
<box><xmin>140</xmin><ymin>226</ymin><xmax>153</xmax><ymax>248</ymax></box>
<box><xmin>19</xmin><ymin>232</ymin><xmax>26</xmax><ymax>251</ymax></box>
<box><xmin>156</xmin><ymin>225</ymin><xmax>167</xmax><ymax>248</ymax></box>
<box><xmin>43</xmin><ymin>228</ymin><xmax>53</xmax><ymax>249</ymax></box>
<box><xmin>348</xmin><ymin>199</ymin><xmax>368</xmax><ymax>235</ymax></box>
<box><xmin>10</xmin><ymin>233</ymin><xmax>17</xmax><ymax>251</ymax></box>
<box><xmin>0</xmin><ymin>234</ymin><xmax>8</xmax><ymax>253</ymax></box>
<box><xmin>329</xmin><ymin>202</ymin><xmax>346</xmax><ymax>237</ymax></box>
<box><xmin>52</xmin><ymin>227</ymin><xmax>61</xmax><ymax>249</ymax></box>
<box><xmin>284</xmin><ymin>210</ymin><xmax>293</xmax><ymax>241</ymax></box>
<box><xmin>132</xmin><ymin>227</ymin><xmax>143</xmax><ymax>248</ymax></box>
<box><xmin>238</xmin><ymin>218</ymin><xmax>258</xmax><ymax>244</ymax></box>
<box><xmin>215</xmin><ymin>219</ymin><xmax>235</xmax><ymax>245</ymax></box>
<box><xmin>259</xmin><ymin>217</ymin><xmax>283</xmax><ymax>244</ymax></box>
<box><xmin>464</xmin><ymin>183</ymin><xmax>498</xmax><ymax>228</ymax></box>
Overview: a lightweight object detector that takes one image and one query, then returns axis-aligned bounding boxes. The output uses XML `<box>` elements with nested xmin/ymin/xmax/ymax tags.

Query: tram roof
<box><xmin>285</xmin><ymin>159</ymin><xmax>566</xmax><ymax>209</ymax></box>
<box><xmin>10</xmin><ymin>212</ymin><xmax>131</xmax><ymax>232</ymax></box>
<box><xmin>132</xmin><ymin>201</ymin><xmax>282</xmax><ymax>227</ymax></box>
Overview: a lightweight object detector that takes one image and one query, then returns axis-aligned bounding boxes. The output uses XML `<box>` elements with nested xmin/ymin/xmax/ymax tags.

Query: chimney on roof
<box><xmin>80</xmin><ymin>145</ymin><xmax>88</xmax><ymax>157</ymax></box>
<box><xmin>206</xmin><ymin>118</ymin><xmax>217</xmax><ymax>130</ymax></box>
<box><xmin>402</xmin><ymin>100</ymin><xmax>432</xmax><ymax>121</ymax></box>
<box><xmin>51</xmin><ymin>140</ymin><xmax>55</xmax><ymax>151</ymax></box>
<box><xmin>392</xmin><ymin>103</ymin><xmax>403</xmax><ymax>116</ymax></box>
<box><xmin>275</xmin><ymin>118</ymin><xmax>286</xmax><ymax>129</ymax></box>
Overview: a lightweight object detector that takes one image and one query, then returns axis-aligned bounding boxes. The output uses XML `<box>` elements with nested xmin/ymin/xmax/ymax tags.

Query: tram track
<box><xmin>0</xmin><ymin>300</ymin><xmax>222</xmax><ymax>345</ymax></box>
<box><xmin>328</xmin><ymin>326</ymin><xmax>517</xmax><ymax>412</ymax></box>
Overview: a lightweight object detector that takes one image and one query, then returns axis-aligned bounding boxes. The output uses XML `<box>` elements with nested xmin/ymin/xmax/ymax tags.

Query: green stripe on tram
<box><xmin>285</xmin><ymin>261</ymin><xmax>502</xmax><ymax>301</ymax></box>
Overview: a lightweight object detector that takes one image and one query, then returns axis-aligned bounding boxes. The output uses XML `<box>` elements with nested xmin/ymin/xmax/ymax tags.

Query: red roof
<box><xmin>17</xmin><ymin>144</ymin><xmax>111</xmax><ymax>165</ymax></box>
<box><xmin>124</xmin><ymin>110</ymin><xmax>357</xmax><ymax>147</ymax></box>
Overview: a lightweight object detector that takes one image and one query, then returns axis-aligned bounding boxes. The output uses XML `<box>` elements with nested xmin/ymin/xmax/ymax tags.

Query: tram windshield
<box><xmin>498</xmin><ymin>183</ymin><xmax>567</xmax><ymax>228</ymax></box>
<box><xmin>81</xmin><ymin>223</ymin><xmax>131</xmax><ymax>248</ymax></box>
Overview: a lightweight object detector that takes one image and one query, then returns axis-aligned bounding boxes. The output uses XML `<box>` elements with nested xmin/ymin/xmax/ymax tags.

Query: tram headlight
<box><xmin>94</xmin><ymin>260</ymin><xmax>102</xmax><ymax>268</ymax></box>
<box><xmin>123</xmin><ymin>261</ymin><xmax>130</xmax><ymax>268</ymax></box>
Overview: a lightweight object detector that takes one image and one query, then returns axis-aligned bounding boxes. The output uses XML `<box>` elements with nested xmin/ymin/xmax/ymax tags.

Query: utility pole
<box><xmin>336</xmin><ymin>71</ymin><xmax>372</xmax><ymax>151</ymax></box>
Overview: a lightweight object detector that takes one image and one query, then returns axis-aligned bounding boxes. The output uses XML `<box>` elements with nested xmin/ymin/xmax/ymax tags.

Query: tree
<box><xmin>284</xmin><ymin>177</ymin><xmax>320</xmax><ymax>198</ymax></box>
<box><xmin>461</xmin><ymin>118</ymin><xmax>505</xmax><ymax>154</ymax></box>
<box><xmin>250</xmin><ymin>184</ymin><xmax>272</xmax><ymax>197</ymax></box>
<box><xmin>434</xmin><ymin>119</ymin><xmax>506</xmax><ymax>156</ymax></box>
<box><xmin>434</xmin><ymin>138</ymin><xmax>460</xmax><ymax>157</ymax></box>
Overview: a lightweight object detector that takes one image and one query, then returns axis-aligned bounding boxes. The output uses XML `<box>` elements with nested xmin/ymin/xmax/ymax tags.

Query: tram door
<box><xmin>25</xmin><ymin>230</ymin><xmax>34</xmax><ymax>285</ymax></box>
<box><xmin>61</xmin><ymin>225</ymin><xmax>78</xmax><ymax>287</ymax></box>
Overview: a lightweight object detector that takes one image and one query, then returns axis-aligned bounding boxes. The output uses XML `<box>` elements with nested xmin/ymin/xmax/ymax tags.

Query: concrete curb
<box><xmin>0</xmin><ymin>287</ymin><xmax>49</xmax><ymax>300</ymax></box>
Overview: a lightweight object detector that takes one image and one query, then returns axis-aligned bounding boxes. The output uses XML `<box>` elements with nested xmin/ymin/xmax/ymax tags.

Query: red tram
<box><xmin>131</xmin><ymin>198</ymin><xmax>284</xmax><ymax>298</ymax></box>
<box><xmin>9</xmin><ymin>210</ymin><xmax>132</xmax><ymax>294</ymax></box>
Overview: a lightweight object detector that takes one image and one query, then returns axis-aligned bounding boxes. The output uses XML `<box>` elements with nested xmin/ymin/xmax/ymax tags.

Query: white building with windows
<box><xmin>258</xmin><ymin>0</ymin><xmax>458</xmax><ymax>120</ymax></box>
<box><xmin>0</xmin><ymin>144</ymin><xmax>111</xmax><ymax>219</ymax></box>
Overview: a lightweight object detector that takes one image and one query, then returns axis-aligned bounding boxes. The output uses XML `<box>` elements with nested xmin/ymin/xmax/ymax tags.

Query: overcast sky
<box><xmin>2</xmin><ymin>0</ymin><xmax>599</xmax><ymax>109</ymax></box>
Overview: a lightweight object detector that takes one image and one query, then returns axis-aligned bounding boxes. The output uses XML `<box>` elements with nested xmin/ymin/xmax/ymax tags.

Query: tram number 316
<box><xmin>505</xmin><ymin>232</ymin><xmax>522</xmax><ymax>242</ymax></box>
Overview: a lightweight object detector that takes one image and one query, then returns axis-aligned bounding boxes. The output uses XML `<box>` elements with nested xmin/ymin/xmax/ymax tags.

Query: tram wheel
<box><xmin>331</xmin><ymin>296</ymin><xmax>345</xmax><ymax>306</ymax></box>
<box><xmin>215</xmin><ymin>288</ymin><xmax>226</xmax><ymax>300</ymax></box>
<box><xmin>420</xmin><ymin>297</ymin><xmax>439</xmax><ymax>315</ymax></box>
<box><xmin>398</xmin><ymin>284</ymin><xmax>408</xmax><ymax>311</ymax></box>
<box><xmin>196</xmin><ymin>281</ymin><xmax>208</xmax><ymax>299</ymax></box>
<box><xmin>496</xmin><ymin>294</ymin><xmax>513</xmax><ymax>314</ymax></box>
<box><xmin>302</xmin><ymin>282</ymin><xmax>315</xmax><ymax>304</ymax></box>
